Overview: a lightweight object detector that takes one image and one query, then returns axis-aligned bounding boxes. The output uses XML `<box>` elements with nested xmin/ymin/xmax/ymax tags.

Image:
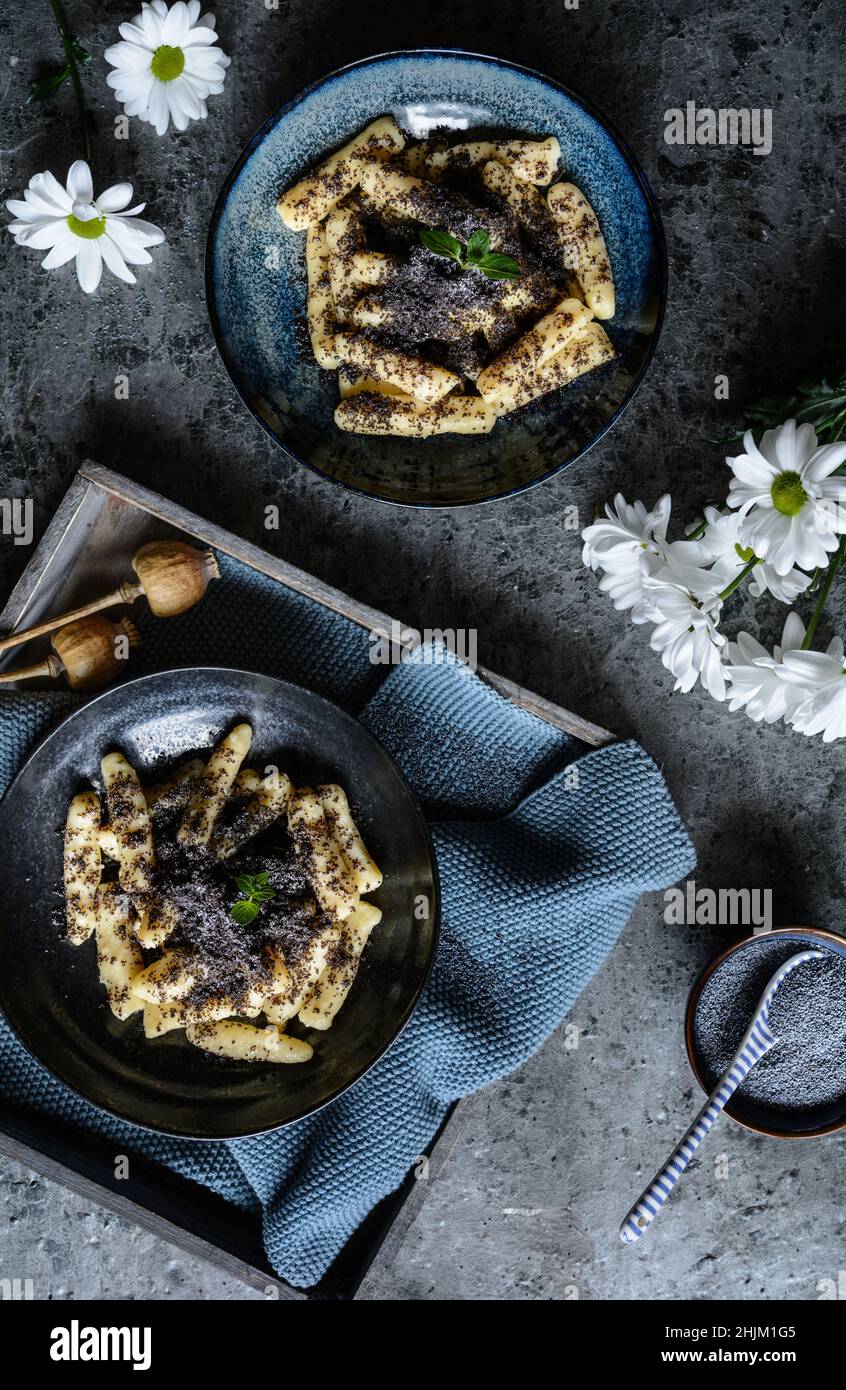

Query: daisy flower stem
<box><xmin>46</xmin><ymin>0</ymin><xmax>91</xmax><ymax>163</ymax></box>
<box><xmin>801</xmin><ymin>536</ymin><xmax>846</xmax><ymax>650</ymax></box>
<box><xmin>717</xmin><ymin>555</ymin><xmax>760</xmax><ymax>602</ymax></box>
<box><xmin>806</xmin><ymin>565</ymin><xmax>824</xmax><ymax>594</ymax></box>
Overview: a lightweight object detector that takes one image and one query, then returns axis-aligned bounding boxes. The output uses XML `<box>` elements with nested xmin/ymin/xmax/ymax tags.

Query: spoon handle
<box><xmin>620</xmin><ymin>947</ymin><xmax>822</xmax><ymax>1246</ymax></box>
<box><xmin>619</xmin><ymin>1082</ymin><xmax>738</xmax><ymax>1245</ymax></box>
<box><xmin>620</xmin><ymin>1016</ymin><xmax>776</xmax><ymax>1246</ymax></box>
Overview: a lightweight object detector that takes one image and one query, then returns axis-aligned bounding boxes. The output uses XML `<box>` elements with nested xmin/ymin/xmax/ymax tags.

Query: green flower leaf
<box><xmin>27</xmin><ymin>66</ymin><xmax>71</xmax><ymax>103</ymax></box>
<box><xmin>721</xmin><ymin>355</ymin><xmax>846</xmax><ymax>447</ymax></box>
<box><xmin>28</xmin><ymin>9</ymin><xmax>94</xmax><ymax>161</ymax></box>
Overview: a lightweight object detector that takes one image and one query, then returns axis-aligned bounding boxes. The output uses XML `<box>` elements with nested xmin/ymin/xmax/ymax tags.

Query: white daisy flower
<box><xmin>749</xmin><ymin>563</ymin><xmax>812</xmax><ymax>605</ymax></box>
<box><xmin>581</xmin><ymin>494</ymin><xmax>670</xmax><ymax>613</ymax></box>
<box><xmin>726</xmin><ymin>420</ymin><xmax>846</xmax><ymax>575</ymax></box>
<box><xmin>640</xmin><ymin>569</ymin><xmax>726</xmax><ymax>700</ymax></box>
<box><xmin>105</xmin><ymin>0</ymin><xmax>230</xmax><ymax>136</ymax></box>
<box><xmin>658</xmin><ymin>540</ymin><xmax>724</xmax><ymax>597</ymax></box>
<box><xmin>724</xmin><ymin>611</ymin><xmax>807</xmax><ymax>723</ymax></box>
<box><xmin>635</xmin><ymin>540</ymin><xmax>724</xmax><ymax>616</ymax></box>
<box><xmin>779</xmin><ymin>636</ymin><xmax>846</xmax><ymax>742</ymax></box>
<box><xmin>591</xmin><ymin>560</ymin><xmax>657</xmax><ymax>614</ymax></box>
<box><xmin>700</xmin><ymin>506</ymin><xmax>811</xmax><ymax>604</ymax></box>
<box><xmin>5</xmin><ymin>161</ymin><xmax>165</xmax><ymax>293</ymax></box>
<box><xmin>581</xmin><ymin>492</ymin><xmax>671</xmax><ymax>571</ymax></box>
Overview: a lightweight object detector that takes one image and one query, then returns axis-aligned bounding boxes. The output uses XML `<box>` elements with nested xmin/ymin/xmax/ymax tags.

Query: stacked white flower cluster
<box><xmin>583</xmin><ymin>420</ymin><xmax>846</xmax><ymax>741</ymax></box>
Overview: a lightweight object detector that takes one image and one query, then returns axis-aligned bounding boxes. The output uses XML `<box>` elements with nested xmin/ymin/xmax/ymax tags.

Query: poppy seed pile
<box><xmin>692</xmin><ymin>935</ymin><xmax>846</xmax><ymax>1112</ymax></box>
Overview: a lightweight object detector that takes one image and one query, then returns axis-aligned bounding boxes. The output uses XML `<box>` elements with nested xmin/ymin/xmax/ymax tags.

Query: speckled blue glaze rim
<box><xmin>205</xmin><ymin>48</ymin><xmax>668</xmax><ymax>508</ymax></box>
<box><xmin>685</xmin><ymin>926</ymin><xmax>846</xmax><ymax>1140</ymax></box>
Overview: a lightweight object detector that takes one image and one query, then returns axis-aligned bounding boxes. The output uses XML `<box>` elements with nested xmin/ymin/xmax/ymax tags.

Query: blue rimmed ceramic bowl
<box><xmin>206</xmin><ymin>49</ymin><xmax>666</xmax><ymax>507</ymax></box>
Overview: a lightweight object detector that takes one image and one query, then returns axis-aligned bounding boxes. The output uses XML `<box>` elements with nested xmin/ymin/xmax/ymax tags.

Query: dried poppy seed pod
<box><xmin>0</xmin><ymin>615</ymin><xmax>141</xmax><ymax>690</ymax></box>
<box><xmin>131</xmin><ymin>540</ymin><xmax>219</xmax><ymax>618</ymax></box>
<box><xmin>0</xmin><ymin>540</ymin><xmax>220</xmax><ymax>654</ymax></box>
<box><xmin>52</xmin><ymin>614</ymin><xmax>141</xmax><ymax>689</ymax></box>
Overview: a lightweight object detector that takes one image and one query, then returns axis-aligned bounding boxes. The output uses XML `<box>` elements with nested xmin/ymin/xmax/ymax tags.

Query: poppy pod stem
<box><xmin>0</xmin><ymin>541</ymin><xmax>219</xmax><ymax>654</ymax></box>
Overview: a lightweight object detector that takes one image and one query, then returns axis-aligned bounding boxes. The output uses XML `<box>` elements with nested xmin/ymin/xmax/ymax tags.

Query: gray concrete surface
<box><xmin>2</xmin><ymin>0</ymin><xmax>846</xmax><ymax>1300</ymax></box>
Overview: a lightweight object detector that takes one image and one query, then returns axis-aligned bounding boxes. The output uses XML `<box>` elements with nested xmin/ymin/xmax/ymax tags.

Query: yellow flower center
<box><xmin>771</xmin><ymin>471</ymin><xmax>807</xmax><ymax>516</ymax></box>
<box><xmin>151</xmin><ymin>44</ymin><xmax>185</xmax><ymax>81</ymax></box>
<box><xmin>67</xmin><ymin>214</ymin><xmax>106</xmax><ymax>240</ymax></box>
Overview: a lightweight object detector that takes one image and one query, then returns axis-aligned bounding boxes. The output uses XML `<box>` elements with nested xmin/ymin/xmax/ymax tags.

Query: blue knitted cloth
<box><xmin>0</xmin><ymin>556</ymin><xmax>695</xmax><ymax>1286</ymax></box>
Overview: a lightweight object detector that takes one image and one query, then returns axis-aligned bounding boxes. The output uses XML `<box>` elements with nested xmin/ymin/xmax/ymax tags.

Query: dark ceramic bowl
<box><xmin>686</xmin><ymin>927</ymin><xmax>846</xmax><ymax>1139</ymax></box>
<box><xmin>206</xmin><ymin>48</ymin><xmax>666</xmax><ymax>507</ymax></box>
<box><xmin>0</xmin><ymin>668</ymin><xmax>439</xmax><ymax>1139</ymax></box>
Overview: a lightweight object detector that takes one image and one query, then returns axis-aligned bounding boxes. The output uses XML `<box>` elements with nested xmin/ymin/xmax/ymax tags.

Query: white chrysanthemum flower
<box><xmin>658</xmin><ymin>540</ymin><xmax>724</xmax><ymax>598</ymax></box>
<box><xmin>592</xmin><ymin>558</ymin><xmax>659</xmax><ymax>614</ymax></box>
<box><xmin>779</xmin><ymin>636</ymin><xmax>846</xmax><ymax>742</ymax></box>
<box><xmin>749</xmin><ymin>562</ymin><xmax>812</xmax><ymax>605</ymax></box>
<box><xmin>727</xmin><ymin>420</ymin><xmax>846</xmax><ymax>575</ymax></box>
<box><xmin>700</xmin><ymin>506</ymin><xmax>811</xmax><ymax>604</ymax></box>
<box><xmin>635</xmin><ymin>540</ymin><xmax>723</xmax><ymax>617</ymax></box>
<box><xmin>105</xmin><ymin>0</ymin><xmax>230</xmax><ymax>136</ymax></box>
<box><xmin>5</xmin><ymin>161</ymin><xmax>165</xmax><ymax>293</ymax></box>
<box><xmin>581</xmin><ymin>494</ymin><xmax>670</xmax><ymax>613</ymax></box>
<box><xmin>724</xmin><ymin>611</ymin><xmax>807</xmax><ymax>722</ymax></box>
<box><xmin>640</xmin><ymin>567</ymin><xmax>726</xmax><ymax>700</ymax></box>
<box><xmin>581</xmin><ymin>493</ymin><xmax>671</xmax><ymax>570</ymax></box>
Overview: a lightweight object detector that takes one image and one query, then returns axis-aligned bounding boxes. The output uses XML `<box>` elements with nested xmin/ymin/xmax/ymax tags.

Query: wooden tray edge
<box><xmin>0</xmin><ymin>460</ymin><xmax>615</xmax><ymax>1298</ymax></box>
<box><xmin>77</xmin><ymin>463</ymin><xmax>616</xmax><ymax>748</ymax></box>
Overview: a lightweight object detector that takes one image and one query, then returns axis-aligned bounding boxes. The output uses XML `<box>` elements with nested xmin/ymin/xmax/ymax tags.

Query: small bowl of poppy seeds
<box><xmin>686</xmin><ymin>927</ymin><xmax>846</xmax><ymax>1138</ymax></box>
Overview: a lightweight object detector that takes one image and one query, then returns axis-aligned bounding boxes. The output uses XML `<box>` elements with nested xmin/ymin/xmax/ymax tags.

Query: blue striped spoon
<box><xmin>620</xmin><ymin>948</ymin><xmax>823</xmax><ymax>1245</ymax></box>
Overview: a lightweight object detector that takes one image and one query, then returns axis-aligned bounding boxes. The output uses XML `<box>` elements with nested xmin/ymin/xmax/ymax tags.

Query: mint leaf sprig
<box><xmin>230</xmin><ymin>870</ymin><xmax>276</xmax><ymax>926</ymax></box>
<box><xmin>419</xmin><ymin>226</ymin><xmax>521</xmax><ymax>281</ymax></box>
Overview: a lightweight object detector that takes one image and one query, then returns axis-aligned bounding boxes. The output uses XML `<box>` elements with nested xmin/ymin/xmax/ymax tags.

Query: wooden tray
<box><xmin>0</xmin><ymin>462</ymin><xmax>613</xmax><ymax>1300</ymax></box>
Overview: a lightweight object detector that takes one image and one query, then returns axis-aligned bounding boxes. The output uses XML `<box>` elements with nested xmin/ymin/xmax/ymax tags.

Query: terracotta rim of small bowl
<box><xmin>684</xmin><ymin>926</ymin><xmax>846</xmax><ymax>1140</ymax></box>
